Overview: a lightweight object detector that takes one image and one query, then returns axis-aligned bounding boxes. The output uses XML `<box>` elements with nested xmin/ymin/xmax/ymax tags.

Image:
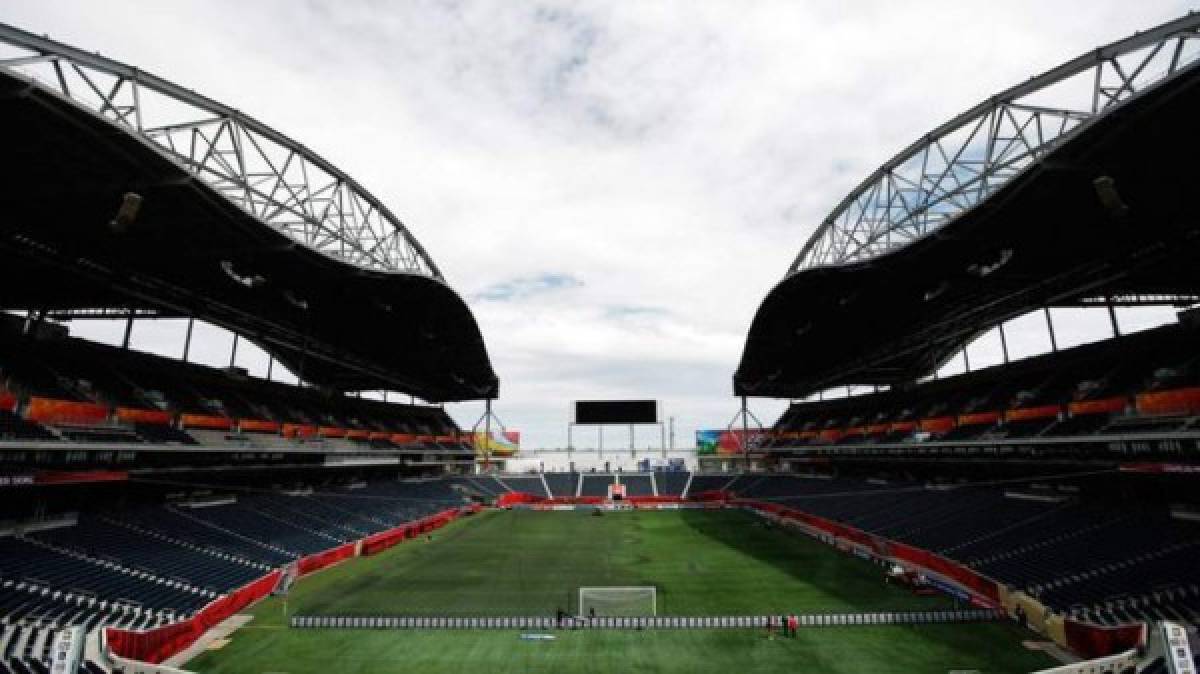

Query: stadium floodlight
<box><xmin>578</xmin><ymin>586</ymin><xmax>657</xmax><ymax>617</ymax></box>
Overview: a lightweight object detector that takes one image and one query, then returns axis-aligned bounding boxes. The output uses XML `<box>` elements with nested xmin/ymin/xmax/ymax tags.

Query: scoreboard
<box><xmin>574</xmin><ymin>400</ymin><xmax>658</xmax><ymax>424</ymax></box>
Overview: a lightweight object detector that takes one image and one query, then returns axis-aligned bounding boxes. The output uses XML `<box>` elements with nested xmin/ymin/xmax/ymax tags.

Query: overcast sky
<box><xmin>6</xmin><ymin>1</ymin><xmax>1191</xmax><ymax>449</ymax></box>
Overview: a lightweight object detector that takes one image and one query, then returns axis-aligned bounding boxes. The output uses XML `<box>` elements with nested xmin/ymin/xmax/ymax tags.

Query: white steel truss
<box><xmin>0</xmin><ymin>23</ymin><xmax>441</xmax><ymax>278</ymax></box>
<box><xmin>792</xmin><ymin>14</ymin><xmax>1200</xmax><ymax>273</ymax></box>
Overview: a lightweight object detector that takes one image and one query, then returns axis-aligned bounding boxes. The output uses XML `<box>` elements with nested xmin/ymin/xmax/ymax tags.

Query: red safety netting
<box><xmin>107</xmin><ymin>505</ymin><xmax>479</xmax><ymax>663</ymax></box>
<box><xmin>296</xmin><ymin>542</ymin><xmax>356</xmax><ymax>576</ymax></box>
<box><xmin>106</xmin><ymin>570</ymin><xmax>280</xmax><ymax>664</ymax></box>
<box><xmin>740</xmin><ymin>500</ymin><xmax>1000</xmax><ymax>603</ymax></box>
<box><xmin>360</xmin><ymin>507</ymin><xmax>473</xmax><ymax>556</ymax></box>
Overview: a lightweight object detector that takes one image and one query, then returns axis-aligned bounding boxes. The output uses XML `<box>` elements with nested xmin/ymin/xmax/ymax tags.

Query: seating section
<box><xmin>0</xmin><ymin>412</ymin><xmax>55</xmax><ymax>442</ymax></box>
<box><xmin>542</xmin><ymin>473</ymin><xmax>579</xmax><ymax>499</ymax></box>
<box><xmin>29</xmin><ymin>519</ymin><xmax>263</xmax><ymax>594</ymax></box>
<box><xmin>0</xmin><ymin>478</ymin><xmax>469</xmax><ymax>647</ymax></box>
<box><xmin>0</xmin><ymin>623</ymin><xmax>107</xmax><ymax>674</ymax></box>
<box><xmin>618</xmin><ymin>475</ymin><xmax>654</xmax><ymax>497</ymax></box>
<box><xmin>655</xmin><ymin>471</ymin><xmax>689</xmax><ymax>497</ymax></box>
<box><xmin>0</xmin><ymin>318</ymin><xmax>468</xmax><ymax>452</ymax></box>
<box><xmin>0</xmin><ymin>537</ymin><xmax>212</xmax><ymax>616</ymax></box>
<box><xmin>579</xmin><ymin>475</ymin><xmax>614</xmax><ymax>498</ymax></box>
<box><xmin>460</xmin><ymin>477</ymin><xmax>506</xmax><ymax>498</ymax></box>
<box><xmin>771</xmin><ymin>321</ymin><xmax>1200</xmax><ymax>449</ymax></box>
<box><xmin>687</xmin><ymin>475</ymin><xmax>734</xmax><ymax>495</ymax></box>
<box><xmin>496</xmin><ymin>476</ymin><xmax>548</xmax><ymax>498</ymax></box>
<box><xmin>734</xmin><ymin>475</ymin><xmax>1200</xmax><ymax>626</ymax></box>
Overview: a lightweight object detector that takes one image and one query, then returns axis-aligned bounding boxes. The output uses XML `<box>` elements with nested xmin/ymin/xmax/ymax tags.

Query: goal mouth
<box><xmin>578</xmin><ymin>586</ymin><xmax>658</xmax><ymax>617</ymax></box>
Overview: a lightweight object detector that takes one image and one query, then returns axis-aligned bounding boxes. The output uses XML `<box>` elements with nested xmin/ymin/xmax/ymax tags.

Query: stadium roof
<box><xmin>735</xmin><ymin>14</ymin><xmax>1200</xmax><ymax>398</ymax></box>
<box><xmin>0</xmin><ymin>23</ymin><xmax>498</xmax><ymax>401</ymax></box>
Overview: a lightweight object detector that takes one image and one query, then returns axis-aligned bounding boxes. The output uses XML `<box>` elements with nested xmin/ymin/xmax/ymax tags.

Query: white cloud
<box><xmin>10</xmin><ymin>0</ymin><xmax>1192</xmax><ymax>447</ymax></box>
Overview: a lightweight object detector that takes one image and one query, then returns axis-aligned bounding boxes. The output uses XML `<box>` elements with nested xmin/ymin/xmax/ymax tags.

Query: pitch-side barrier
<box><xmin>290</xmin><ymin>609</ymin><xmax>1002</xmax><ymax>630</ymax></box>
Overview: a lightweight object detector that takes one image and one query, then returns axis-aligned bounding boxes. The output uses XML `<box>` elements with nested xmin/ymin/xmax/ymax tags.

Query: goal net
<box><xmin>578</xmin><ymin>586</ymin><xmax>657</xmax><ymax>616</ymax></box>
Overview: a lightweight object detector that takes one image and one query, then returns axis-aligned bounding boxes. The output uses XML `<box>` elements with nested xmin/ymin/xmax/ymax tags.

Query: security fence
<box><xmin>290</xmin><ymin>609</ymin><xmax>1002</xmax><ymax>630</ymax></box>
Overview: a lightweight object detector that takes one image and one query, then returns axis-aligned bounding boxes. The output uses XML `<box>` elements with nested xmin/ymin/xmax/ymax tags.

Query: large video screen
<box><xmin>574</xmin><ymin>400</ymin><xmax>658</xmax><ymax>424</ymax></box>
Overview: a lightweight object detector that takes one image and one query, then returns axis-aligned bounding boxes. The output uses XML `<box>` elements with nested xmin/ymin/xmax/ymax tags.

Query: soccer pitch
<box><xmin>189</xmin><ymin>509</ymin><xmax>1057</xmax><ymax>673</ymax></box>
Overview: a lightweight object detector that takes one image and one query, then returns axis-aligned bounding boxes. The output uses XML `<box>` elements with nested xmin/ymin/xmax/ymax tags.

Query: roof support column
<box><xmin>998</xmin><ymin>323</ymin><xmax>1010</xmax><ymax>364</ymax></box>
<box><xmin>484</xmin><ymin>398</ymin><xmax>491</xmax><ymax>471</ymax></box>
<box><xmin>182</xmin><ymin>317</ymin><xmax>194</xmax><ymax>362</ymax></box>
<box><xmin>741</xmin><ymin>395</ymin><xmax>750</xmax><ymax>472</ymax></box>
<box><xmin>1107</xmin><ymin>299</ymin><xmax>1121</xmax><ymax>337</ymax></box>
<box><xmin>121</xmin><ymin>310</ymin><xmax>134</xmax><ymax>350</ymax></box>
<box><xmin>1044</xmin><ymin>308</ymin><xmax>1059</xmax><ymax>352</ymax></box>
<box><xmin>266</xmin><ymin>355</ymin><xmax>274</xmax><ymax>381</ymax></box>
<box><xmin>229</xmin><ymin>333</ymin><xmax>239</xmax><ymax>368</ymax></box>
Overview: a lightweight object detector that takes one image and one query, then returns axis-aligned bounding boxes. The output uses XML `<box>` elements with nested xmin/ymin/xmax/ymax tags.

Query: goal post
<box><xmin>578</xmin><ymin>586</ymin><xmax>657</xmax><ymax>617</ymax></box>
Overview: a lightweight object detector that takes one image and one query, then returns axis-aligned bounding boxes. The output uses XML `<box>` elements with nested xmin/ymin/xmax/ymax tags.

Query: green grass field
<box><xmin>188</xmin><ymin>509</ymin><xmax>1057</xmax><ymax>673</ymax></box>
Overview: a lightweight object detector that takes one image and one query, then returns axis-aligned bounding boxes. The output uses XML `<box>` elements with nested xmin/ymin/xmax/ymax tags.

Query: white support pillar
<box><xmin>182</xmin><ymin>317</ymin><xmax>195</xmax><ymax>362</ymax></box>
<box><xmin>121</xmin><ymin>310</ymin><xmax>134</xmax><ymax>350</ymax></box>
<box><xmin>229</xmin><ymin>333</ymin><xmax>239</xmax><ymax>368</ymax></box>
<box><xmin>1044</xmin><ymin>308</ymin><xmax>1059</xmax><ymax>352</ymax></box>
<box><xmin>998</xmin><ymin>322</ymin><xmax>1010</xmax><ymax>364</ymax></box>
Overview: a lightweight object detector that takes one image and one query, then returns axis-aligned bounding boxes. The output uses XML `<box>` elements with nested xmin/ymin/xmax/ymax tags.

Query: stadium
<box><xmin>1</xmin><ymin>6</ymin><xmax>1199</xmax><ymax>674</ymax></box>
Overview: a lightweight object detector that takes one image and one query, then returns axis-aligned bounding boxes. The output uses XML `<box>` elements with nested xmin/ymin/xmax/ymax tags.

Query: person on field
<box><xmin>787</xmin><ymin>614</ymin><xmax>798</xmax><ymax>637</ymax></box>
